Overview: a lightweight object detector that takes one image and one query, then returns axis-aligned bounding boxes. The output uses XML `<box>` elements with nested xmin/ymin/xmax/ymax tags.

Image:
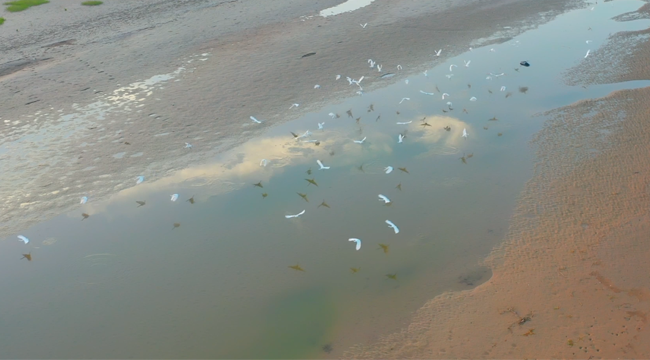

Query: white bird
<box><xmin>500</xmin><ymin>86</ymin><xmax>506</xmax><ymax>92</ymax></box>
<box><xmin>298</xmin><ymin>130</ymin><xmax>312</xmax><ymax>139</ymax></box>
<box><xmin>368</xmin><ymin>59</ymin><xmax>376</xmax><ymax>68</ymax></box>
<box><xmin>445</xmin><ymin>74</ymin><xmax>454</xmax><ymax>79</ymax></box>
<box><xmin>449</xmin><ymin>64</ymin><xmax>457</xmax><ymax>72</ymax></box>
<box><xmin>290</xmin><ymin>103</ymin><xmax>300</xmax><ymax>109</ymax></box>
<box><xmin>136</xmin><ymin>176</ymin><xmax>144</xmax><ymax>184</ymax></box>
<box><xmin>490</xmin><ymin>48</ymin><xmax>496</xmax><ymax>52</ymax></box>
<box><xmin>419</xmin><ymin>90</ymin><xmax>434</xmax><ymax>95</ymax></box>
<box><xmin>464</xmin><ymin>60</ymin><xmax>471</xmax><ymax>67</ymax></box>
<box><xmin>405</xmin><ymin>79</ymin><xmax>409</xmax><ymax>84</ymax></box>
<box><xmin>378</xmin><ymin>194</ymin><xmax>391</xmax><ymax>204</ymax></box>
<box><xmin>17</xmin><ymin>235</ymin><xmax>30</xmax><ymax>244</ymax></box>
<box><xmin>377</xmin><ymin>64</ymin><xmax>382</xmax><ymax>72</ymax></box>
<box><xmin>185</xmin><ymin>142</ymin><xmax>194</xmax><ymax>149</ymax></box>
<box><xmin>385</xmin><ymin>220</ymin><xmax>400</xmax><ymax>234</ymax></box>
<box><xmin>285</xmin><ymin>210</ymin><xmax>306</xmax><ymax>219</ymax></box>
<box><xmin>462</xmin><ymin>128</ymin><xmax>468</xmax><ymax>138</ymax></box>
<box><xmin>398</xmin><ymin>134</ymin><xmax>405</xmax><ymax>143</ymax></box>
<box><xmin>171</xmin><ymin>194</ymin><xmax>179</xmax><ymax>202</ymax></box>
<box><xmin>346</xmin><ymin>76</ymin><xmax>353</xmax><ymax>85</ymax></box>
<box><xmin>314</xmin><ymin>84</ymin><xmax>321</xmax><ymax>89</ymax></box>
<box><xmin>354</xmin><ymin>76</ymin><xmax>364</xmax><ymax>86</ymax></box>
<box><xmin>336</xmin><ymin>74</ymin><xmax>341</xmax><ymax>80</ymax></box>
<box><xmin>469</xmin><ymin>97</ymin><xmax>477</xmax><ymax>101</ymax></box>
<box><xmin>396</xmin><ymin>121</ymin><xmax>412</xmax><ymax>125</ymax></box>
<box><xmin>490</xmin><ymin>72</ymin><xmax>505</xmax><ymax>77</ymax></box>
<box><xmin>303</xmin><ymin>139</ymin><xmax>319</xmax><ymax>143</ymax></box>
<box><xmin>349</xmin><ymin>238</ymin><xmax>362</xmax><ymax>251</ymax></box>
<box><xmin>250</xmin><ymin>116</ymin><xmax>263</xmax><ymax>124</ymax></box>
<box><xmin>586</xmin><ymin>40</ymin><xmax>592</xmax><ymax>44</ymax></box>
<box><xmin>435</xmin><ymin>49</ymin><xmax>442</xmax><ymax>56</ymax></box>
<box><xmin>486</xmin><ymin>76</ymin><xmax>492</xmax><ymax>80</ymax></box>
<box><xmin>318</xmin><ymin>122</ymin><xmax>325</xmax><ymax>130</ymax></box>
<box><xmin>328</xmin><ymin>112</ymin><xmax>336</xmax><ymax>118</ymax></box>
<box><xmin>397</xmin><ymin>64</ymin><xmax>403</xmax><ymax>70</ymax></box>
<box><xmin>423</xmin><ymin>70</ymin><xmax>428</xmax><ymax>77</ymax></box>
<box><xmin>384</xmin><ymin>166</ymin><xmax>393</xmax><ymax>174</ymax></box>
<box><xmin>260</xmin><ymin>159</ymin><xmax>268</xmax><ymax>167</ymax></box>
<box><xmin>399</xmin><ymin>97</ymin><xmax>410</xmax><ymax>104</ymax></box>
<box><xmin>446</xmin><ymin>101</ymin><xmax>453</xmax><ymax>107</ymax></box>
<box><xmin>80</xmin><ymin>196</ymin><xmax>88</xmax><ymax>204</ymax></box>
<box><xmin>360</xmin><ymin>23</ymin><xmax>368</xmax><ymax>28</ymax></box>
<box><xmin>317</xmin><ymin>160</ymin><xmax>330</xmax><ymax>170</ymax></box>
<box><xmin>442</xmin><ymin>93</ymin><xmax>449</xmax><ymax>99</ymax></box>
<box><xmin>353</xmin><ymin>137</ymin><xmax>367</xmax><ymax>144</ymax></box>
<box><xmin>584</xmin><ymin>49</ymin><xmax>590</xmax><ymax>58</ymax></box>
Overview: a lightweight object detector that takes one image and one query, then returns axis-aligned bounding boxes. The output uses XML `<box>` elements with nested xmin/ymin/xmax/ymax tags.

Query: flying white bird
<box><xmin>446</xmin><ymin>101</ymin><xmax>453</xmax><ymax>107</ymax></box>
<box><xmin>298</xmin><ymin>130</ymin><xmax>312</xmax><ymax>139</ymax></box>
<box><xmin>490</xmin><ymin>48</ymin><xmax>496</xmax><ymax>52</ymax></box>
<box><xmin>490</xmin><ymin>72</ymin><xmax>505</xmax><ymax>77</ymax></box>
<box><xmin>396</xmin><ymin>121</ymin><xmax>412</xmax><ymax>125</ymax></box>
<box><xmin>80</xmin><ymin>196</ymin><xmax>88</xmax><ymax>204</ymax></box>
<box><xmin>377</xmin><ymin>64</ymin><xmax>382</xmax><ymax>72</ymax></box>
<box><xmin>285</xmin><ymin>210</ymin><xmax>306</xmax><ymax>219</ymax></box>
<box><xmin>462</xmin><ymin>128</ymin><xmax>468</xmax><ymax>138</ymax></box>
<box><xmin>171</xmin><ymin>194</ymin><xmax>179</xmax><ymax>202</ymax></box>
<box><xmin>318</xmin><ymin>122</ymin><xmax>325</xmax><ymax>130</ymax></box>
<box><xmin>500</xmin><ymin>86</ymin><xmax>506</xmax><ymax>92</ymax></box>
<box><xmin>584</xmin><ymin>50</ymin><xmax>591</xmax><ymax>58</ymax></box>
<box><xmin>260</xmin><ymin>159</ymin><xmax>268</xmax><ymax>167</ymax></box>
<box><xmin>336</xmin><ymin>75</ymin><xmax>341</xmax><ymax>80</ymax></box>
<box><xmin>368</xmin><ymin>59</ymin><xmax>376</xmax><ymax>68</ymax></box>
<box><xmin>360</xmin><ymin>23</ymin><xmax>368</xmax><ymax>28</ymax></box>
<box><xmin>449</xmin><ymin>64</ymin><xmax>457</xmax><ymax>72</ymax></box>
<box><xmin>385</xmin><ymin>220</ymin><xmax>400</xmax><ymax>234</ymax></box>
<box><xmin>486</xmin><ymin>76</ymin><xmax>492</xmax><ymax>80</ymax></box>
<box><xmin>446</xmin><ymin>74</ymin><xmax>454</xmax><ymax>79</ymax></box>
<box><xmin>303</xmin><ymin>139</ymin><xmax>319</xmax><ymax>143</ymax></box>
<box><xmin>423</xmin><ymin>70</ymin><xmax>428</xmax><ymax>77</ymax></box>
<box><xmin>585</xmin><ymin>40</ymin><xmax>592</xmax><ymax>44</ymax></box>
<box><xmin>435</xmin><ymin>49</ymin><xmax>442</xmax><ymax>56</ymax></box>
<box><xmin>353</xmin><ymin>137</ymin><xmax>367</xmax><ymax>144</ymax></box>
<box><xmin>314</xmin><ymin>84</ymin><xmax>321</xmax><ymax>89</ymax></box>
<box><xmin>469</xmin><ymin>97</ymin><xmax>477</xmax><ymax>101</ymax></box>
<box><xmin>398</xmin><ymin>134</ymin><xmax>405</xmax><ymax>143</ymax></box>
<box><xmin>349</xmin><ymin>238</ymin><xmax>362</xmax><ymax>251</ymax></box>
<box><xmin>290</xmin><ymin>103</ymin><xmax>300</xmax><ymax>109</ymax></box>
<box><xmin>464</xmin><ymin>60</ymin><xmax>471</xmax><ymax>67</ymax></box>
<box><xmin>384</xmin><ymin>166</ymin><xmax>394</xmax><ymax>174</ymax></box>
<box><xmin>136</xmin><ymin>176</ymin><xmax>144</xmax><ymax>185</ymax></box>
<box><xmin>317</xmin><ymin>160</ymin><xmax>330</xmax><ymax>170</ymax></box>
<box><xmin>397</xmin><ymin>64</ymin><xmax>403</xmax><ymax>70</ymax></box>
<box><xmin>405</xmin><ymin>79</ymin><xmax>409</xmax><ymax>84</ymax></box>
<box><xmin>420</xmin><ymin>90</ymin><xmax>434</xmax><ymax>95</ymax></box>
<box><xmin>378</xmin><ymin>194</ymin><xmax>391</xmax><ymax>204</ymax></box>
<box><xmin>399</xmin><ymin>97</ymin><xmax>410</xmax><ymax>104</ymax></box>
<box><xmin>17</xmin><ymin>235</ymin><xmax>30</xmax><ymax>244</ymax></box>
<box><xmin>442</xmin><ymin>93</ymin><xmax>450</xmax><ymax>99</ymax></box>
<box><xmin>328</xmin><ymin>112</ymin><xmax>336</xmax><ymax>118</ymax></box>
<box><xmin>185</xmin><ymin>143</ymin><xmax>193</xmax><ymax>149</ymax></box>
<box><xmin>346</xmin><ymin>76</ymin><xmax>353</xmax><ymax>85</ymax></box>
<box><xmin>250</xmin><ymin>116</ymin><xmax>263</xmax><ymax>124</ymax></box>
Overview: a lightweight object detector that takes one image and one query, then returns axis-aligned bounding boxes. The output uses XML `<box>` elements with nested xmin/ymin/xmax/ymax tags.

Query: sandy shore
<box><xmin>1</xmin><ymin>0</ymin><xmax>584</xmax><ymax>239</ymax></box>
<box><xmin>345</xmin><ymin>2</ymin><xmax>650</xmax><ymax>358</ymax></box>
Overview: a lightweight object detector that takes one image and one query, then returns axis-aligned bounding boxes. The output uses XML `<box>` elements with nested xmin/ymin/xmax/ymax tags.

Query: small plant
<box><xmin>0</xmin><ymin>17</ymin><xmax>5</xmax><ymax>25</ymax></box>
<box><xmin>4</xmin><ymin>0</ymin><xmax>49</xmax><ymax>12</ymax></box>
<box><xmin>81</xmin><ymin>0</ymin><xmax>102</xmax><ymax>5</ymax></box>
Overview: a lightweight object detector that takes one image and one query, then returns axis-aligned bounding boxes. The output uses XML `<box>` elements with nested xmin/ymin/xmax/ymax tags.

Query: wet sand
<box><xmin>0</xmin><ymin>0</ymin><xmax>583</xmax><ymax>239</ymax></box>
<box><xmin>345</xmin><ymin>3</ymin><xmax>650</xmax><ymax>358</ymax></box>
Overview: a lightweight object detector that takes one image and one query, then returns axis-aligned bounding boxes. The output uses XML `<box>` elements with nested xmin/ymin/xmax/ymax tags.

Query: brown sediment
<box><xmin>566</xmin><ymin>2</ymin><xmax>650</xmax><ymax>85</ymax></box>
<box><xmin>345</xmin><ymin>6</ymin><xmax>650</xmax><ymax>358</ymax></box>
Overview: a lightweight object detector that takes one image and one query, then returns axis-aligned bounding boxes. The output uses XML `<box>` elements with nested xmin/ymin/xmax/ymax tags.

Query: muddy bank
<box><xmin>344</xmin><ymin>3</ymin><xmax>650</xmax><ymax>358</ymax></box>
<box><xmin>0</xmin><ymin>0</ymin><xmax>584</xmax><ymax>239</ymax></box>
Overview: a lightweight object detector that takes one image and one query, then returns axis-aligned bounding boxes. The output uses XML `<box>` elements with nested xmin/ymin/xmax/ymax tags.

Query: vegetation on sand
<box><xmin>81</xmin><ymin>1</ymin><xmax>102</xmax><ymax>5</ymax></box>
<box><xmin>4</xmin><ymin>0</ymin><xmax>49</xmax><ymax>12</ymax></box>
<box><xmin>0</xmin><ymin>17</ymin><xmax>5</xmax><ymax>25</ymax></box>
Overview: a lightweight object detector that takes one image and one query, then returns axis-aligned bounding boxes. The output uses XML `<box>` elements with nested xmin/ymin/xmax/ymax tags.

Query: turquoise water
<box><xmin>1</xmin><ymin>1</ymin><xmax>649</xmax><ymax>358</ymax></box>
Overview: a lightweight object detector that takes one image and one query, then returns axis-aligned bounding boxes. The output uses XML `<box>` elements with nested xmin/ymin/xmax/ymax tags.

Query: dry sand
<box><xmin>345</xmin><ymin>3</ymin><xmax>650</xmax><ymax>358</ymax></box>
<box><xmin>1</xmin><ymin>0</ymin><xmax>583</xmax><ymax>239</ymax></box>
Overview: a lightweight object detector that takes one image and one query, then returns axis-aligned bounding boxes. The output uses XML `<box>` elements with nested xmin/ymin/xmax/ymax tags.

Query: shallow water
<box><xmin>1</xmin><ymin>1</ymin><xmax>649</xmax><ymax>358</ymax></box>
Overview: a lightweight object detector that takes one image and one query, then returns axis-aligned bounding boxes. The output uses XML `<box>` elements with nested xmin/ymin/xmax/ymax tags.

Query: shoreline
<box><xmin>345</xmin><ymin>1</ymin><xmax>650</xmax><ymax>358</ymax></box>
